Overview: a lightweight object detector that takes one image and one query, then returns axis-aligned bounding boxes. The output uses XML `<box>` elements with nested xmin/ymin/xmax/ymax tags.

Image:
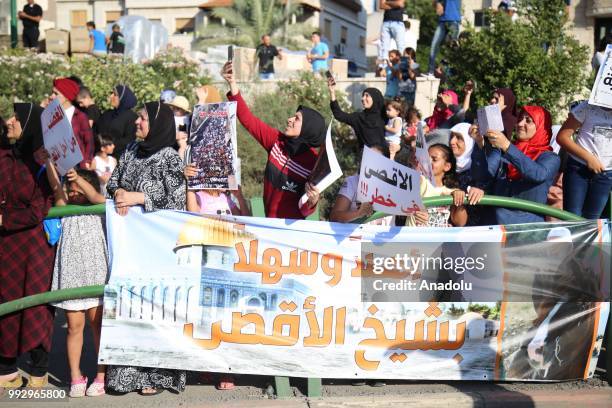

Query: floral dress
<box><xmin>105</xmin><ymin>142</ymin><xmax>187</xmax><ymax>393</ymax></box>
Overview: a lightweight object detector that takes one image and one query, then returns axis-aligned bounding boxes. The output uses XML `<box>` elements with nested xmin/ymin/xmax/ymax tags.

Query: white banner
<box><xmin>589</xmin><ymin>44</ymin><xmax>612</xmax><ymax>109</ymax></box>
<box><xmin>357</xmin><ymin>146</ymin><xmax>423</xmax><ymax>216</ymax></box>
<box><xmin>41</xmin><ymin>99</ymin><xmax>83</xmax><ymax>175</ymax></box>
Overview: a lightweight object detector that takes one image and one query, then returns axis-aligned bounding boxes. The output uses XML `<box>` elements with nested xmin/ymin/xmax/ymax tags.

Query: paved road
<box><xmin>2</xmin><ymin>310</ymin><xmax>610</xmax><ymax>408</ymax></box>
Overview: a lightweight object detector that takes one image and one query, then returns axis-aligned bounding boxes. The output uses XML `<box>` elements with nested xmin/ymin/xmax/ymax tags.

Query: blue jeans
<box><xmin>379</xmin><ymin>21</ymin><xmax>405</xmax><ymax>60</ymax></box>
<box><xmin>259</xmin><ymin>72</ymin><xmax>275</xmax><ymax>80</ymax></box>
<box><xmin>563</xmin><ymin>157</ymin><xmax>612</xmax><ymax>219</ymax></box>
<box><xmin>428</xmin><ymin>21</ymin><xmax>459</xmax><ymax>74</ymax></box>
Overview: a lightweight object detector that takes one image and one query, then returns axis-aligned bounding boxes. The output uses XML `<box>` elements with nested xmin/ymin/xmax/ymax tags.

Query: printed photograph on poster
<box><xmin>415</xmin><ymin>122</ymin><xmax>435</xmax><ymax>184</ymax></box>
<box><xmin>187</xmin><ymin>102</ymin><xmax>238</xmax><ymax>190</ymax></box>
<box><xmin>592</xmin><ymin>125</ymin><xmax>612</xmax><ymax>170</ymax></box>
<box><xmin>589</xmin><ymin>44</ymin><xmax>612</xmax><ymax>109</ymax></box>
<box><xmin>41</xmin><ymin>98</ymin><xmax>83</xmax><ymax>175</ymax></box>
<box><xmin>298</xmin><ymin>123</ymin><xmax>343</xmax><ymax>207</ymax></box>
<box><xmin>357</xmin><ymin>146</ymin><xmax>423</xmax><ymax>216</ymax></box>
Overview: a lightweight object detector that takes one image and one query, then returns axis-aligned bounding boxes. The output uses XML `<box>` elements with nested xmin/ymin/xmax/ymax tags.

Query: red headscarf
<box><xmin>506</xmin><ymin>105</ymin><xmax>553</xmax><ymax>181</ymax></box>
<box><xmin>425</xmin><ymin>90</ymin><xmax>458</xmax><ymax>130</ymax></box>
<box><xmin>53</xmin><ymin>78</ymin><xmax>80</xmax><ymax>102</ymax></box>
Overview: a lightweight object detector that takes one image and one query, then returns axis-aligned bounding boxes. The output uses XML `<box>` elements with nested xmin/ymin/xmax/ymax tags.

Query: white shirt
<box><xmin>64</xmin><ymin>105</ymin><xmax>75</xmax><ymax>124</ymax></box>
<box><xmin>570</xmin><ymin>101</ymin><xmax>612</xmax><ymax>170</ymax></box>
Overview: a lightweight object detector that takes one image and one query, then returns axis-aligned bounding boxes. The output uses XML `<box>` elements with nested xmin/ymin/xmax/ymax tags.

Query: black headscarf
<box><xmin>136</xmin><ymin>101</ymin><xmax>176</xmax><ymax>158</ymax></box>
<box><xmin>351</xmin><ymin>88</ymin><xmax>387</xmax><ymax>148</ymax></box>
<box><xmin>113</xmin><ymin>85</ymin><xmax>137</xmax><ymax>118</ymax></box>
<box><xmin>495</xmin><ymin>88</ymin><xmax>518</xmax><ymax>139</ymax></box>
<box><xmin>284</xmin><ymin>106</ymin><xmax>326</xmax><ymax>157</ymax></box>
<box><xmin>3</xmin><ymin>103</ymin><xmax>45</xmax><ymax>159</ymax></box>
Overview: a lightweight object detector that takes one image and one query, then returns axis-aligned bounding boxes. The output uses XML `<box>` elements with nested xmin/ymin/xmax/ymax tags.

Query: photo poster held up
<box><xmin>589</xmin><ymin>44</ymin><xmax>612</xmax><ymax>109</ymax></box>
<box><xmin>357</xmin><ymin>146</ymin><xmax>423</xmax><ymax>216</ymax></box>
<box><xmin>187</xmin><ymin>102</ymin><xmax>239</xmax><ymax>190</ymax></box>
<box><xmin>298</xmin><ymin>123</ymin><xmax>343</xmax><ymax>208</ymax></box>
<box><xmin>41</xmin><ymin>98</ymin><xmax>83</xmax><ymax>175</ymax></box>
<box><xmin>415</xmin><ymin>122</ymin><xmax>435</xmax><ymax>184</ymax></box>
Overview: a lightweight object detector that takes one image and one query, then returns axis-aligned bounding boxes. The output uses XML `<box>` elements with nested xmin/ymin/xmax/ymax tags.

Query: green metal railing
<box><xmin>1</xmin><ymin>196</ymin><xmax>609</xmax><ymax>395</ymax></box>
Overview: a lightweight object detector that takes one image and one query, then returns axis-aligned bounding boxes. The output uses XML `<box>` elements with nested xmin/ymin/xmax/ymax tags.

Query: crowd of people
<box><xmin>1</xmin><ymin>0</ymin><xmax>611</xmax><ymax>399</ymax></box>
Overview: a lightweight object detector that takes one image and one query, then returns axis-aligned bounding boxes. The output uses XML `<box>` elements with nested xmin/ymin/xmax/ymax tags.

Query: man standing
<box><xmin>18</xmin><ymin>0</ymin><xmax>43</xmax><ymax>49</ymax></box>
<box><xmin>255</xmin><ymin>34</ymin><xmax>282</xmax><ymax>80</ymax></box>
<box><xmin>428</xmin><ymin>0</ymin><xmax>462</xmax><ymax>75</ymax></box>
<box><xmin>86</xmin><ymin>21</ymin><xmax>107</xmax><ymax>57</ymax></box>
<box><xmin>378</xmin><ymin>0</ymin><xmax>405</xmax><ymax>67</ymax></box>
<box><xmin>307</xmin><ymin>32</ymin><xmax>329</xmax><ymax>74</ymax></box>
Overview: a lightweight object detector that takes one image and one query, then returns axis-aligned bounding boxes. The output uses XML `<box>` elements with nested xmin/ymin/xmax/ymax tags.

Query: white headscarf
<box><xmin>450</xmin><ymin>123</ymin><xmax>474</xmax><ymax>173</ymax></box>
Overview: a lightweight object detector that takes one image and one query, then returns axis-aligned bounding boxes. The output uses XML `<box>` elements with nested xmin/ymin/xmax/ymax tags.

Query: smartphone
<box><xmin>178</xmin><ymin>124</ymin><xmax>187</xmax><ymax>132</ymax></box>
<box><xmin>227</xmin><ymin>45</ymin><xmax>234</xmax><ymax>62</ymax></box>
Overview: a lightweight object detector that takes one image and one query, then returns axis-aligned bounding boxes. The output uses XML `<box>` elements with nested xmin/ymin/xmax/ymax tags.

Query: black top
<box><xmin>22</xmin><ymin>3</ymin><xmax>43</xmax><ymax>29</ymax></box>
<box><xmin>86</xmin><ymin>105</ymin><xmax>101</xmax><ymax>124</ymax></box>
<box><xmin>109</xmin><ymin>31</ymin><xmax>125</xmax><ymax>54</ymax></box>
<box><xmin>95</xmin><ymin>109</ymin><xmax>138</xmax><ymax>159</ymax></box>
<box><xmin>255</xmin><ymin>44</ymin><xmax>279</xmax><ymax>74</ymax></box>
<box><xmin>383</xmin><ymin>5</ymin><xmax>403</xmax><ymax>22</ymax></box>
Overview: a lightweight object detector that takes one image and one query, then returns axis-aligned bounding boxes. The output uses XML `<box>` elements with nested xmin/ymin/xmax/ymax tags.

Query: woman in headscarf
<box><xmin>449</xmin><ymin>123</ymin><xmax>488</xmax><ymax>226</ymax></box>
<box><xmin>327</xmin><ymin>78</ymin><xmax>386</xmax><ymax>149</ymax></box>
<box><xmin>425</xmin><ymin>84</ymin><xmax>473</xmax><ymax>146</ymax></box>
<box><xmin>470</xmin><ymin>106</ymin><xmax>560</xmax><ymax>225</ymax></box>
<box><xmin>490</xmin><ymin>88</ymin><xmax>518</xmax><ymax>139</ymax></box>
<box><xmin>222</xmin><ymin>62</ymin><xmax>324</xmax><ymax>219</ymax></box>
<box><xmin>104</xmin><ymin>101</ymin><xmax>186</xmax><ymax>395</ymax></box>
<box><xmin>95</xmin><ymin>85</ymin><xmax>138</xmax><ymax>159</ymax></box>
<box><xmin>0</xmin><ymin>103</ymin><xmax>55</xmax><ymax>389</ymax></box>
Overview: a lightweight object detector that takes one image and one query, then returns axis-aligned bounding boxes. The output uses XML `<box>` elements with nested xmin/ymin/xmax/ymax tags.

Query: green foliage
<box><xmin>445</xmin><ymin>3</ymin><xmax>589</xmax><ymax>121</ymax></box>
<box><xmin>210</xmin><ymin>0</ymin><xmax>313</xmax><ymax>50</ymax></box>
<box><xmin>0</xmin><ymin>47</ymin><xmax>207</xmax><ymax>115</ymax></box>
<box><xmin>467</xmin><ymin>303</ymin><xmax>501</xmax><ymax>320</ymax></box>
<box><xmin>405</xmin><ymin>0</ymin><xmax>438</xmax><ymax>48</ymax></box>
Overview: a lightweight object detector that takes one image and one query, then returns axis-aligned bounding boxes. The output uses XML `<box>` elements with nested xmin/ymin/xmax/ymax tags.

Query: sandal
<box><xmin>138</xmin><ymin>387</ymin><xmax>165</xmax><ymax>396</ymax></box>
<box><xmin>27</xmin><ymin>374</ymin><xmax>48</xmax><ymax>388</ymax></box>
<box><xmin>86</xmin><ymin>379</ymin><xmax>106</xmax><ymax>397</ymax></box>
<box><xmin>0</xmin><ymin>373</ymin><xmax>23</xmax><ymax>388</ymax></box>
<box><xmin>216</xmin><ymin>376</ymin><xmax>235</xmax><ymax>390</ymax></box>
<box><xmin>69</xmin><ymin>376</ymin><xmax>87</xmax><ymax>398</ymax></box>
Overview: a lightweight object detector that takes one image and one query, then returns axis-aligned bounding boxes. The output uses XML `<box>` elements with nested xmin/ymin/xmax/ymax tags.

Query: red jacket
<box><xmin>71</xmin><ymin>108</ymin><xmax>94</xmax><ymax>169</ymax></box>
<box><xmin>227</xmin><ymin>92</ymin><xmax>317</xmax><ymax>219</ymax></box>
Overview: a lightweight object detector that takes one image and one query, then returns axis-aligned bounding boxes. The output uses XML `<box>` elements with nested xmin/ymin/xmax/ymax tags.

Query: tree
<box><xmin>209</xmin><ymin>0</ymin><xmax>313</xmax><ymax>49</ymax></box>
<box><xmin>445</xmin><ymin>0</ymin><xmax>589</xmax><ymax>121</ymax></box>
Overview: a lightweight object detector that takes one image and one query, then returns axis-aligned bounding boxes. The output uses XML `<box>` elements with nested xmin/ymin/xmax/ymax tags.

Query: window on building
<box><xmin>259</xmin><ymin>292</ymin><xmax>267</xmax><ymax>309</ymax></box>
<box><xmin>202</xmin><ymin>287</ymin><xmax>212</xmax><ymax>306</ymax></box>
<box><xmin>217</xmin><ymin>289</ymin><xmax>225</xmax><ymax>307</ymax></box>
<box><xmin>323</xmin><ymin>18</ymin><xmax>332</xmax><ymax>41</ymax></box>
<box><xmin>230</xmin><ymin>290</ymin><xmax>239</xmax><ymax>307</ymax></box>
<box><xmin>474</xmin><ymin>10</ymin><xmax>490</xmax><ymax>28</ymax></box>
<box><xmin>106</xmin><ymin>11</ymin><xmax>121</xmax><ymax>24</ymax></box>
<box><xmin>340</xmin><ymin>26</ymin><xmax>347</xmax><ymax>45</ymax></box>
<box><xmin>70</xmin><ymin>10</ymin><xmax>87</xmax><ymax>27</ymax></box>
<box><xmin>359</xmin><ymin>35</ymin><xmax>365</xmax><ymax>49</ymax></box>
<box><xmin>175</xmin><ymin>17</ymin><xmax>195</xmax><ymax>34</ymax></box>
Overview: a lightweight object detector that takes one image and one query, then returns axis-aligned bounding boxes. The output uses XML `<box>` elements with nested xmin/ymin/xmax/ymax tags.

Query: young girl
<box><xmin>184</xmin><ymin>167</ymin><xmax>251</xmax><ymax>217</ymax></box>
<box><xmin>395</xmin><ymin>144</ymin><xmax>466</xmax><ymax>227</ymax></box>
<box><xmin>403</xmin><ymin>107</ymin><xmax>423</xmax><ymax>148</ymax></box>
<box><xmin>91</xmin><ymin>134</ymin><xmax>116</xmax><ymax>196</ymax></box>
<box><xmin>384</xmin><ymin>100</ymin><xmax>403</xmax><ymax>160</ymax></box>
<box><xmin>45</xmin><ymin>161</ymin><xmax>108</xmax><ymax>398</ymax></box>
<box><xmin>557</xmin><ymin>100</ymin><xmax>612</xmax><ymax>219</ymax></box>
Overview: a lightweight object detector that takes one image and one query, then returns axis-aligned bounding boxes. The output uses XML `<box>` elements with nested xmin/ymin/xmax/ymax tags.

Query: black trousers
<box><xmin>22</xmin><ymin>28</ymin><xmax>39</xmax><ymax>49</ymax></box>
<box><xmin>0</xmin><ymin>345</ymin><xmax>48</xmax><ymax>377</ymax></box>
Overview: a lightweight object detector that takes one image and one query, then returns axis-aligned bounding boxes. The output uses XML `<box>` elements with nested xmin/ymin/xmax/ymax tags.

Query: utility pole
<box><xmin>283</xmin><ymin>0</ymin><xmax>291</xmax><ymax>46</ymax></box>
<box><xmin>10</xmin><ymin>0</ymin><xmax>17</xmax><ymax>48</ymax></box>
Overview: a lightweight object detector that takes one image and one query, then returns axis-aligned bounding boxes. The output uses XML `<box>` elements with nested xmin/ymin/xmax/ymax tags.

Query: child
<box><xmin>45</xmin><ymin>160</ymin><xmax>108</xmax><ymax>398</ymax></box>
<box><xmin>92</xmin><ymin>134</ymin><xmax>116</xmax><ymax>196</ymax></box>
<box><xmin>395</xmin><ymin>144</ymin><xmax>466</xmax><ymax>227</ymax></box>
<box><xmin>106</xmin><ymin>24</ymin><xmax>125</xmax><ymax>55</ymax></box>
<box><xmin>557</xmin><ymin>100</ymin><xmax>612</xmax><ymax>219</ymax></box>
<box><xmin>384</xmin><ymin>100</ymin><xmax>403</xmax><ymax>160</ymax></box>
<box><xmin>75</xmin><ymin>87</ymin><xmax>101</xmax><ymax>129</ymax></box>
<box><xmin>398</xmin><ymin>47</ymin><xmax>419</xmax><ymax>106</ymax></box>
<box><xmin>403</xmin><ymin>107</ymin><xmax>422</xmax><ymax>148</ymax></box>
<box><xmin>329</xmin><ymin>144</ymin><xmax>392</xmax><ymax>225</ymax></box>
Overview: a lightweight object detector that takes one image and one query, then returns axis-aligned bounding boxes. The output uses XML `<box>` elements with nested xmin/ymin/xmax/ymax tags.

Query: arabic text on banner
<box><xmin>41</xmin><ymin>99</ymin><xmax>83</xmax><ymax>175</ymax></box>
